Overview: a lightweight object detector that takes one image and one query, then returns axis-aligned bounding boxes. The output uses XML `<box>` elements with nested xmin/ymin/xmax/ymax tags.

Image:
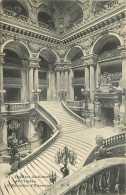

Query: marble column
<box><xmin>69</xmin><ymin>68</ymin><xmax>74</xmax><ymax>100</ymax></box>
<box><xmin>0</xmin><ymin>53</ymin><xmax>6</xmax><ymax>105</ymax></box>
<box><xmin>21</xmin><ymin>60</ymin><xmax>29</xmax><ymax>102</ymax></box>
<box><xmin>47</xmin><ymin>65</ymin><xmax>55</xmax><ymax>101</ymax></box>
<box><xmin>90</xmin><ymin>65</ymin><xmax>95</xmax><ymax>102</ymax></box>
<box><xmin>96</xmin><ymin>62</ymin><xmax>101</xmax><ymax>88</ymax></box>
<box><xmin>56</xmin><ymin>69</ymin><xmax>61</xmax><ymax>100</ymax></box>
<box><xmin>34</xmin><ymin>68</ymin><xmax>39</xmax><ymax>89</ymax></box>
<box><xmin>60</xmin><ymin>68</ymin><xmax>64</xmax><ymax>89</ymax></box>
<box><xmin>64</xmin><ymin>67</ymin><xmax>69</xmax><ymax>99</ymax></box>
<box><xmin>29</xmin><ymin>66</ymin><xmax>34</xmax><ymax>102</ymax></box>
<box><xmin>85</xmin><ymin>65</ymin><xmax>90</xmax><ymax>90</ymax></box>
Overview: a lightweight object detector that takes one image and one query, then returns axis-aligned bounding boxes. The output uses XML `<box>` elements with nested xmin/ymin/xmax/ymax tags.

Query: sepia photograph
<box><xmin>0</xmin><ymin>0</ymin><xmax>126</xmax><ymax>194</ymax></box>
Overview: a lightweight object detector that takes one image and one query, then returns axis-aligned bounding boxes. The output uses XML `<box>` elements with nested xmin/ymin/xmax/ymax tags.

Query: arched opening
<box><xmin>67</xmin><ymin>47</ymin><xmax>84</xmax><ymax>100</ymax></box>
<box><xmin>2</xmin><ymin>0</ymin><xmax>28</xmax><ymax>21</ymax></box>
<box><xmin>38</xmin><ymin>49</ymin><xmax>56</xmax><ymax>101</ymax></box>
<box><xmin>38</xmin><ymin>12</ymin><xmax>55</xmax><ymax>30</ymax></box>
<box><xmin>37</xmin><ymin>121</ymin><xmax>53</xmax><ymax>144</ymax></box>
<box><xmin>93</xmin><ymin>35</ymin><xmax>122</xmax><ymax>127</ymax></box>
<box><xmin>3</xmin><ymin>41</ymin><xmax>29</xmax><ymax>103</ymax></box>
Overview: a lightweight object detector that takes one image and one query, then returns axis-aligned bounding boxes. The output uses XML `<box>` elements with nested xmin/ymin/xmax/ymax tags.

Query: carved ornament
<box><xmin>28</xmin><ymin>41</ymin><xmax>42</xmax><ymax>53</ymax></box>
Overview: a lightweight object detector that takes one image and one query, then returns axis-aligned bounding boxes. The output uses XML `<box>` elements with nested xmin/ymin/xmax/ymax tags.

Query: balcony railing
<box><xmin>99</xmin><ymin>72</ymin><xmax>122</xmax><ymax>83</ymax></box>
<box><xmin>3</xmin><ymin>77</ymin><xmax>22</xmax><ymax>86</ymax></box>
<box><xmin>3</xmin><ymin>8</ymin><xmax>27</xmax><ymax>22</ymax></box>
<box><xmin>72</xmin><ymin>77</ymin><xmax>85</xmax><ymax>85</ymax></box>
<box><xmin>98</xmin><ymin>49</ymin><xmax>120</xmax><ymax>61</ymax></box>
<box><xmin>67</xmin><ymin>100</ymin><xmax>82</xmax><ymax>107</ymax></box>
<box><xmin>72</xmin><ymin>59</ymin><xmax>84</xmax><ymax>67</ymax></box>
<box><xmin>4</xmin><ymin>57</ymin><xmax>22</xmax><ymax>64</ymax></box>
<box><xmin>39</xmin><ymin>79</ymin><xmax>49</xmax><ymax>86</ymax></box>
<box><xmin>5</xmin><ymin>102</ymin><xmax>30</xmax><ymax>111</ymax></box>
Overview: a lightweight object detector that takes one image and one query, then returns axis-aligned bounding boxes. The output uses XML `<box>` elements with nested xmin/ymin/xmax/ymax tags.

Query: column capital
<box><xmin>118</xmin><ymin>45</ymin><xmax>126</xmax><ymax>59</ymax></box>
<box><xmin>29</xmin><ymin>57</ymin><xmax>40</xmax><ymax>68</ymax></box>
<box><xmin>83</xmin><ymin>54</ymin><xmax>98</xmax><ymax>66</ymax></box>
<box><xmin>21</xmin><ymin>59</ymin><xmax>29</xmax><ymax>67</ymax></box>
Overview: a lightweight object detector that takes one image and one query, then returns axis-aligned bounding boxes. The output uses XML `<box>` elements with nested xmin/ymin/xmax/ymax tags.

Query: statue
<box><xmin>114</xmin><ymin>100</ymin><xmax>120</xmax><ymax>121</ymax></box>
<box><xmin>94</xmin><ymin>98</ymin><xmax>102</xmax><ymax>118</ymax></box>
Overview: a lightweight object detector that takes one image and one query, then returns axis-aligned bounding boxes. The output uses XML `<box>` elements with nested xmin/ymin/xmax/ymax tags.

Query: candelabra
<box><xmin>55</xmin><ymin>146</ymin><xmax>77</xmax><ymax>178</ymax></box>
<box><xmin>49</xmin><ymin>171</ymin><xmax>57</xmax><ymax>184</ymax></box>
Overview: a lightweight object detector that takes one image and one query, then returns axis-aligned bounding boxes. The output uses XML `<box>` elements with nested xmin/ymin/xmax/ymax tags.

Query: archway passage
<box><xmin>37</xmin><ymin>121</ymin><xmax>53</xmax><ymax>144</ymax></box>
<box><xmin>3</xmin><ymin>41</ymin><xmax>29</xmax><ymax>103</ymax></box>
<box><xmin>39</xmin><ymin>49</ymin><xmax>56</xmax><ymax>101</ymax></box>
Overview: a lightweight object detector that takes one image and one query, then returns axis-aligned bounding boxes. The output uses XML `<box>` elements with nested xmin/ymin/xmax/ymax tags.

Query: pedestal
<box><xmin>94</xmin><ymin>117</ymin><xmax>102</xmax><ymax>128</ymax></box>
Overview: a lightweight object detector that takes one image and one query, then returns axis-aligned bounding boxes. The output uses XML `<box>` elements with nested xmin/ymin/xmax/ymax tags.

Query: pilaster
<box><xmin>21</xmin><ymin>59</ymin><xmax>29</xmax><ymax>102</ymax></box>
<box><xmin>0</xmin><ymin>53</ymin><xmax>6</xmax><ymax>105</ymax></box>
<box><xmin>69</xmin><ymin>66</ymin><xmax>74</xmax><ymax>100</ymax></box>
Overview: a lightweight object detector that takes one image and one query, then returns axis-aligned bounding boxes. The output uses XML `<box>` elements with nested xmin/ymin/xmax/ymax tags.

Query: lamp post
<box><xmin>55</xmin><ymin>146</ymin><xmax>77</xmax><ymax>178</ymax></box>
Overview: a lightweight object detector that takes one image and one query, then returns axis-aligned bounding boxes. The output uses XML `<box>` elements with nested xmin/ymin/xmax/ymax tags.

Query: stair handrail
<box><xmin>61</xmin><ymin>101</ymin><xmax>85</xmax><ymax>124</ymax></box>
<box><xmin>19</xmin><ymin>131</ymin><xmax>59</xmax><ymax>167</ymax></box>
<box><xmin>42</xmin><ymin>157</ymin><xmax>126</xmax><ymax>195</ymax></box>
<box><xmin>36</xmin><ymin>103</ymin><xmax>62</xmax><ymax>130</ymax></box>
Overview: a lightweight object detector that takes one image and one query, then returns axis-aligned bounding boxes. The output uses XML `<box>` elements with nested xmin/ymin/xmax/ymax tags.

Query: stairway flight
<box><xmin>0</xmin><ymin>102</ymin><xmax>93</xmax><ymax>195</ymax></box>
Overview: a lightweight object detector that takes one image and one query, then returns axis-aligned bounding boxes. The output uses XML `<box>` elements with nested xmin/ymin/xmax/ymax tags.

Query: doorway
<box><xmin>101</xmin><ymin>107</ymin><xmax>114</xmax><ymax>127</ymax></box>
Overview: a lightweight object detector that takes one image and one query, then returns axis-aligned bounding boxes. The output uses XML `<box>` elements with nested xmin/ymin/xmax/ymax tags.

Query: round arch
<box><xmin>90</xmin><ymin>32</ymin><xmax>124</xmax><ymax>55</ymax></box>
<box><xmin>64</xmin><ymin>46</ymin><xmax>85</xmax><ymax>62</ymax></box>
<box><xmin>1</xmin><ymin>40</ymin><xmax>32</xmax><ymax>58</ymax></box>
<box><xmin>37</xmin><ymin>47</ymin><xmax>60</xmax><ymax>62</ymax></box>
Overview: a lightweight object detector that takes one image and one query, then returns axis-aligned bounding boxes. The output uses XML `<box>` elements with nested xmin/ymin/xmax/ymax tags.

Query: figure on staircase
<box><xmin>94</xmin><ymin>98</ymin><xmax>102</xmax><ymax>119</ymax></box>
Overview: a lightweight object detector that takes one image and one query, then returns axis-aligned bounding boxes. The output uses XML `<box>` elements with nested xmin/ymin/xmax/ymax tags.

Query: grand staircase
<box><xmin>0</xmin><ymin>102</ymin><xmax>94</xmax><ymax>195</ymax></box>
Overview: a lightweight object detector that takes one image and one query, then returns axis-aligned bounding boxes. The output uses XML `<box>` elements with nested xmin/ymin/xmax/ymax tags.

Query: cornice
<box><xmin>1</xmin><ymin>4</ymin><xmax>125</xmax><ymax>47</ymax></box>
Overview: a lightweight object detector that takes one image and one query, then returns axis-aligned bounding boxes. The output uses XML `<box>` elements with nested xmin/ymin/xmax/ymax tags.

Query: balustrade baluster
<box><xmin>118</xmin><ymin>165</ymin><xmax>126</xmax><ymax>194</ymax></box>
<box><xmin>100</xmin><ymin>171</ymin><xmax>109</xmax><ymax>193</ymax></box>
<box><xmin>93</xmin><ymin>175</ymin><xmax>101</xmax><ymax>194</ymax></box>
<box><xmin>108</xmin><ymin>167</ymin><xmax>119</xmax><ymax>194</ymax></box>
<box><xmin>79</xmin><ymin>184</ymin><xmax>87</xmax><ymax>195</ymax></box>
<box><xmin>86</xmin><ymin>179</ymin><xmax>93</xmax><ymax>194</ymax></box>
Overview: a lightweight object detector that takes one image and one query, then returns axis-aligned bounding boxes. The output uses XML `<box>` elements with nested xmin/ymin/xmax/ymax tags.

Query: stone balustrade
<box><xmin>61</xmin><ymin>101</ymin><xmax>85</xmax><ymax>124</ymax></box>
<box><xmin>5</xmin><ymin>102</ymin><xmax>30</xmax><ymax>111</ymax></box>
<box><xmin>99</xmin><ymin>72</ymin><xmax>122</xmax><ymax>84</ymax></box>
<box><xmin>103</xmin><ymin>132</ymin><xmax>126</xmax><ymax>148</ymax></box>
<box><xmin>43</xmin><ymin>157</ymin><xmax>126</xmax><ymax>195</ymax></box>
<box><xmin>3</xmin><ymin>77</ymin><xmax>22</xmax><ymax>86</ymax></box>
<box><xmin>19</xmin><ymin>130</ymin><xmax>59</xmax><ymax>167</ymax></box>
<box><xmin>98</xmin><ymin>49</ymin><xmax>121</xmax><ymax>61</ymax></box>
<box><xmin>66</xmin><ymin>100</ymin><xmax>82</xmax><ymax>108</ymax></box>
<box><xmin>3</xmin><ymin>8</ymin><xmax>27</xmax><ymax>22</ymax></box>
<box><xmin>72</xmin><ymin>77</ymin><xmax>85</xmax><ymax>86</ymax></box>
<box><xmin>39</xmin><ymin>79</ymin><xmax>49</xmax><ymax>86</ymax></box>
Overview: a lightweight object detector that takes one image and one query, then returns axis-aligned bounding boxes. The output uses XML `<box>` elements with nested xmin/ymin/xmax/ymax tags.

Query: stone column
<box><xmin>85</xmin><ymin>65</ymin><xmax>90</xmax><ymax>90</ymax></box>
<box><xmin>90</xmin><ymin>65</ymin><xmax>95</xmax><ymax>101</ymax></box>
<box><xmin>60</xmin><ymin>68</ymin><xmax>64</xmax><ymax>89</ymax></box>
<box><xmin>0</xmin><ymin>53</ymin><xmax>6</xmax><ymax>105</ymax></box>
<box><xmin>21</xmin><ymin>60</ymin><xmax>29</xmax><ymax>102</ymax></box>
<box><xmin>64</xmin><ymin>66</ymin><xmax>69</xmax><ymax>100</ymax></box>
<box><xmin>96</xmin><ymin>62</ymin><xmax>101</xmax><ymax>88</ymax></box>
<box><xmin>47</xmin><ymin>64</ymin><xmax>55</xmax><ymax>101</ymax></box>
<box><xmin>29</xmin><ymin>66</ymin><xmax>34</xmax><ymax>102</ymax></box>
<box><xmin>56</xmin><ymin>68</ymin><xmax>61</xmax><ymax>101</ymax></box>
<box><xmin>69</xmin><ymin>67</ymin><xmax>74</xmax><ymax>100</ymax></box>
<box><xmin>34</xmin><ymin>68</ymin><xmax>39</xmax><ymax>89</ymax></box>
